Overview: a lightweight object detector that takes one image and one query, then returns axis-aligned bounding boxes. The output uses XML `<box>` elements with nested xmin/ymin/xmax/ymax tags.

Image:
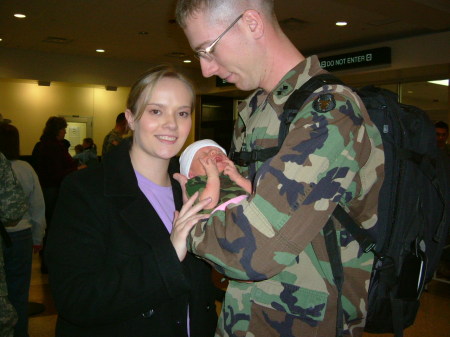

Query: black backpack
<box><xmin>231</xmin><ymin>74</ymin><xmax>450</xmax><ymax>337</ymax></box>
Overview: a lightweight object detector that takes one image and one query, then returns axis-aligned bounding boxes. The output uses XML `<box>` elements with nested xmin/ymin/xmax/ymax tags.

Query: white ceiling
<box><xmin>1</xmin><ymin>0</ymin><xmax>449</xmax><ymax>69</ymax></box>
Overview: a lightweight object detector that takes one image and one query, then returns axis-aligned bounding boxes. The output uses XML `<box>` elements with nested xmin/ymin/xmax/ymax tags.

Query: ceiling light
<box><xmin>183</xmin><ymin>59</ymin><xmax>192</xmax><ymax>63</ymax></box>
<box><xmin>96</xmin><ymin>49</ymin><xmax>105</xmax><ymax>53</ymax></box>
<box><xmin>0</xmin><ymin>38</ymin><xmax>2</xmax><ymax>42</ymax></box>
<box><xmin>428</xmin><ymin>79</ymin><xmax>449</xmax><ymax>86</ymax></box>
<box><xmin>336</xmin><ymin>21</ymin><xmax>347</xmax><ymax>27</ymax></box>
<box><xmin>14</xmin><ymin>13</ymin><xmax>26</xmax><ymax>18</ymax></box>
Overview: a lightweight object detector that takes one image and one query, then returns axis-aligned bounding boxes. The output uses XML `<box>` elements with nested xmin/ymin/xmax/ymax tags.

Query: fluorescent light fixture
<box><xmin>336</xmin><ymin>21</ymin><xmax>347</xmax><ymax>26</ymax></box>
<box><xmin>96</xmin><ymin>49</ymin><xmax>105</xmax><ymax>53</ymax></box>
<box><xmin>14</xmin><ymin>13</ymin><xmax>26</xmax><ymax>18</ymax></box>
<box><xmin>427</xmin><ymin>79</ymin><xmax>449</xmax><ymax>86</ymax></box>
<box><xmin>183</xmin><ymin>59</ymin><xmax>192</xmax><ymax>63</ymax></box>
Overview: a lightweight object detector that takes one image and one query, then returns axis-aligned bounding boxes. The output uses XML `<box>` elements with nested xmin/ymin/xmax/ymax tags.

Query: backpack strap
<box><xmin>230</xmin><ymin>73</ymin><xmax>344</xmax><ymax>167</ymax></box>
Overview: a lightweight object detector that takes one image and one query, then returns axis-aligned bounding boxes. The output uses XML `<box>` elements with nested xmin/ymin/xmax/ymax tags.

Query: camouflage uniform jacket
<box><xmin>101</xmin><ymin>129</ymin><xmax>123</xmax><ymax>156</ymax></box>
<box><xmin>188</xmin><ymin>56</ymin><xmax>385</xmax><ymax>337</ymax></box>
<box><xmin>186</xmin><ymin>174</ymin><xmax>247</xmax><ymax>213</ymax></box>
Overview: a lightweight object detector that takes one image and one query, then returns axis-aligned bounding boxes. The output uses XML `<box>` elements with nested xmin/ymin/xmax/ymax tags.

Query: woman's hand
<box><xmin>170</xmin><ymin>192</ymin><xmax>211</xmax><ymax>261</ymax></box>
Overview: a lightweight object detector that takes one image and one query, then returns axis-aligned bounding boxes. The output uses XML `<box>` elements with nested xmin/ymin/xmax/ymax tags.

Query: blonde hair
<box><xmin>175</xmin><ymin>0</ymin><xmax>275</xmax><ymax>28</ymax></box>
<box><xmin>126</xmin><ymin>65</ymin><xmax>195</xmax><ymax>122</ymax></box>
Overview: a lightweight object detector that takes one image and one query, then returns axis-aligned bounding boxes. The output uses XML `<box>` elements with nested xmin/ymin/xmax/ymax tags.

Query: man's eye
<box><xmin>179</xmin><ymin>111</ymin><xmax>190</xmax><ymax>118</ymax></box>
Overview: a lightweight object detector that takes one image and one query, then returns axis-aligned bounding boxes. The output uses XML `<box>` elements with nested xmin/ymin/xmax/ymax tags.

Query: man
<box><xmin>1</xmin><ymin>152</ymin><xmax>28</xmax><ymax>337</ymax></box>
<box><xmin>435</xmin><ymin>121</ymin><xmax>450</xmax><ymax>156</ymax></box>
<box><xmin>176</xmin><ymin>1</ymin><xmax>384</xmax><ymax>336</ymax></box>
<box><xmin>101</xmin><ymin>112</ymin><xmax>128</xmax><ymax>156</ymax></box>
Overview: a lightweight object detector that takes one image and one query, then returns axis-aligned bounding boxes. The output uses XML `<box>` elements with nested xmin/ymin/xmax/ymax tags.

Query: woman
<box><xmin>45</xmin><ymin>65</ymin><xmax>217</xmax><ymax>337</ymax></box>
<box><xmin>32</xmin><ymin>116</ymin><xmax>86</xmax><ymax>272</ymax></box>
<box><xmin>0</xmin><ymin>123</ymin><xmax>46</xmax><ymax>337</ymax></box>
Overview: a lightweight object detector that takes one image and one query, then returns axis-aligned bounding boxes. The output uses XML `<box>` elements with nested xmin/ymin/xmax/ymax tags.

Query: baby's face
<box><xmin>189</xmin><ymin>146</ymin><xmax>228</xmax><ymax>177</ymax></box>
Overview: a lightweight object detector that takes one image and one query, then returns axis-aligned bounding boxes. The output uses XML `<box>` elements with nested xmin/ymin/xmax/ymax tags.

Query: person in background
<box><xmin>0</xmin><ymin>151</ymin><xmax>28</xmax><ymax>337</ymax></box>
<box><xmin>101</xmin><ymin>112</ymin><xmax>129</xmax><ymax>157</ymax></box>
<box><xmin>73</xmin><ymin>137</ymin><xmax>98</xmax><ymax>167</ymax></box>
<box><xmin>435</xmin><ymin>121</ymin><xmax>449</xmax><ymax>156</ymax></box>
<box><xmin>175</xmin><ymin>139</ymin><xmax>251</xmax><ymax>212</ymax></box>
<box><xmin>74</xmin><ymin>144</ymin><xmax>83</xmax><ymax>156</ymax></box>
<box><xmin>0</xmin><ymin>123</ymin><xmax>46</xmax><ymax>337</ymax></box>
<box><xmin>175</xmin><ymin>0</ymin><xmax>385</xmax><ymax>336</ymax></box>
<box><xmin>45</xmin><ymin>65</ymin><xmax>217</xmax><ymax>337</ymax></box>
<box><xmin>32</xmin><ymin>116</ymin><xmax>86</xmax><ymax>273</ymax></box>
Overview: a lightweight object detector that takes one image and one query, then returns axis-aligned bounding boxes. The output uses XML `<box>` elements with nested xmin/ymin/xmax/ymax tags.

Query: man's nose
<box><xmin>200</xmin><ymin>58</ymin><xmax>219</xmax><ymax>78</ymax></box>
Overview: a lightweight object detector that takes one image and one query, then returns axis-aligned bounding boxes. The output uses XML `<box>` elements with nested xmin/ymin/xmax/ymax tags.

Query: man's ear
<box><xmin>242</xmin><ymin>9</ymin><xmax>264</xmax><ymax>39</ymax></box>
<box><xmin>125</xmin><ymin>109</ymin><xmax>135</xmax><ymax>131</ymax></box>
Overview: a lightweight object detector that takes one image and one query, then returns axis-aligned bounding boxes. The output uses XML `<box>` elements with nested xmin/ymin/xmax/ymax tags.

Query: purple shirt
<box><xmin>135</xmin><ymin>170</ymin><xmax>175</xmax><ymax>233</ymax></box>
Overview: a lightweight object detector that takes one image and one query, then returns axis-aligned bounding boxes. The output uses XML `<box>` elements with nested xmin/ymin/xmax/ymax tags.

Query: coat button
<box><xmin>142</xmin><ymin>309</ymin><xmax>154</xmax><ymax>318</ymax></box>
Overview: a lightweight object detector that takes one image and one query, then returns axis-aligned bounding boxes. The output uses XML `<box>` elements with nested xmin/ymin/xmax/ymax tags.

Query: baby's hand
<box><xmin>173</xmin><ymin>173</ymin><xmax>189</xmax><ymax>203</ymax></box>
<box><xmin>200</xmin><ymin>157</ymin><xmax>220</xmax><ymax>178</ymax></box>
<box><xmin>223</xmin><ymin>159</ymin><xmax>240</xmax><ymax>181</ymax></box>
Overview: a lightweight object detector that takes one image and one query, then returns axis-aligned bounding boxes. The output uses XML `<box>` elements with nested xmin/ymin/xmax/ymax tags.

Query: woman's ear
<box><xmin>242</xmin><ymin>9</ymin><xmax>264</xmax><ymax>39</ymax></box>
<box><xmin>125</xmin><ymin>109</ymin><xmax>135</xmax><ymax>131</ymax></box>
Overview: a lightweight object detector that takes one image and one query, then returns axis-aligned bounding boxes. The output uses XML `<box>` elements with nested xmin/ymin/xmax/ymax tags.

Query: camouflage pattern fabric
<box><xmin>0</xmin><ymin>249</ymin><xmax>17</xmax><ymax>337</ymax></box>
<box><xmin>0</xmin><ymin>152</ymin><xmax>22</xmax><ymax>337</ymax></box>
<box><xmin>101</xmin><ymin>129</ymin><xmax>124</xmax><ymax>156</ymax></box>
<box><xmin>0</xmin><ymin>152</ymin><xmax>27</xmax><ymax>227</ymax></box>
<box><xmin>186</xmin><ymin>174</ymin><xmax>248</xmax><ymax>213</ymax></box>
<box><xmin>188</xmin><ymin>56</ymin><xmax>385</xmax><ymax>337</ymax></box>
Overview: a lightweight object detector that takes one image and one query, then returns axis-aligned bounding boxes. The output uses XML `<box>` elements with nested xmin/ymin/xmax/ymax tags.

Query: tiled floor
<box><xmin>28</xmin><ymin>254</ymin><xmax>450</xmax><ymax>337</ymax></box>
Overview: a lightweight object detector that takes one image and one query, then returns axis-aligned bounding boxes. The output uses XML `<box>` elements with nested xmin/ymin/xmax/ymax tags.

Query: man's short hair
<box><xmin>435</xmin><ymin>121</ymin><xmax>449</xmax><ymax>131</ymax></box>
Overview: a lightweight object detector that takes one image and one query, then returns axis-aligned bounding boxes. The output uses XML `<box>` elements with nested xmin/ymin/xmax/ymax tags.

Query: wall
<box><xmin>0</xmin><ymin>79</ymin><xmax>130</xmax><ymax>155</ymax></box>
<box><xmin>0</xmin><ymin>31</ymin><xmax>448</xmax><ymax>153</ymax></box>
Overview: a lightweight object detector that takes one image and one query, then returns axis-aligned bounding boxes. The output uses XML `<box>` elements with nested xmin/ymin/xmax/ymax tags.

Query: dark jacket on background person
<box><xmin>32</xmin><ymin>139</ymin><xmax>78</xmax><ymax>188</ymax></box>
<box><xmin>45</xmin><ymin>139</ymin><xmax>217</xmax><ymax>337</ymax></box>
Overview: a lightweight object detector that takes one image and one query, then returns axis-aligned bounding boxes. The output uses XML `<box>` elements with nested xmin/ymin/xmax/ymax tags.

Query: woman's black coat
<box><xmin>45</xmin><ymin>139</ymin><xmax>217</xmax><ymax>337</ymax></box>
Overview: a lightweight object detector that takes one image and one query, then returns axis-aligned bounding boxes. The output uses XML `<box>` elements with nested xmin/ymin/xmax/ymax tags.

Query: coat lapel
<box><xmin>102</xmin><ymin>138</ymin><xmax>183</xmax><ymax>247</ymax></box>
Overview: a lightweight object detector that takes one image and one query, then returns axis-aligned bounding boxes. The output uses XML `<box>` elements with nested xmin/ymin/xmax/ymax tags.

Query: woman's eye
<box><xmin>179</xmin><ymin>111</ymin><xmax>190</xmax><ymax>118</ymax></box>
<box><xmin>150</xmin><ymin>109</ymin><xmax>161</xmax><ymax>115</ymax></box>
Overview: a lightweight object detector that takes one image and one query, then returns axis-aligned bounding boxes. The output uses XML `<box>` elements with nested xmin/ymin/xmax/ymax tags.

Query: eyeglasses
<box><xmin>194</xmin><ymin>14</ymin><xmax>243</xmax><ymax>62</ymax></box>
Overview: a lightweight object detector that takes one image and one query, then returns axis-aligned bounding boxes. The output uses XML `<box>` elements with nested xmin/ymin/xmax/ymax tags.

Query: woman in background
<box><xmin>0</xmin><ymin>122</ymin><xmax>46</xmax><ymax>337</ymax></box>
<box><xmin>31</xmin><ymin>116</ymin><xmax>85</xmax><ymax>273</ymax></box>
<box><xmin>45</xmin><ymin>65</ymin><xmax>217</xmax><ymax>337</ymax></box>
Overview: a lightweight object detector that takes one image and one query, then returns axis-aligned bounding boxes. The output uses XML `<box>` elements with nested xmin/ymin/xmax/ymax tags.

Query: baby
<box><xmin>175</xmin><ymin>139</ymin><xmax>251</xmax><ymax>212</ymax></box>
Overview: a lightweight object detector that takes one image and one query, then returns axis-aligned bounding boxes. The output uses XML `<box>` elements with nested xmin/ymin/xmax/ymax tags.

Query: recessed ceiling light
<box><xmin>183</xmin><ymin>59</ymin><xmax>192</xmax><ymax>63</ymax></box>
<box><xmin>0</xmin><ymin>38</ymin><xmax>2</xmax><ymax>42</ymax></box>
<box><xmin>14</xmin><ymin>13</ymin><xmax>26</xmax><ymax>18</ymax></box>
<box><xmin>336</xmin><ymin>21</ymin><xmax>348</xmax><ymax>26</ymax></box>
<box><xmin>96</xmin><ymin>49</ymin><xmax>105</xmax><ymax>53</ymax></box>
<box><xmin>428</xmin><ymin>79</ymin><xmax>449</xmax><ymax>86</ymax></box>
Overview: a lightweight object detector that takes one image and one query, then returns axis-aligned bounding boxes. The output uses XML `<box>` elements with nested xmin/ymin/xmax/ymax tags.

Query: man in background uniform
<box><xmin>101</xmin><ymin>112</ymin><xmax>128</xmax><ymax>157</ymax></box>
